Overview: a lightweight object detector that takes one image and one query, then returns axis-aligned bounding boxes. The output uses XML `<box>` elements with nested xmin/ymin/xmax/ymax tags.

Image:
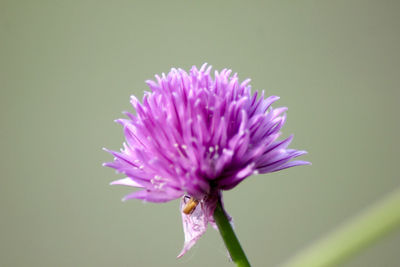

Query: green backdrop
<box><xmin>1</xmin><ymin>1</ymin><xmax>399</xmax><ymax>266</ymax></box>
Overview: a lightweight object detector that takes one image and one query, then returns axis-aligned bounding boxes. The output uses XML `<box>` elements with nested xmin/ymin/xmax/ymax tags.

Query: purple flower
<box><xmin>104</xmin><ymin>64</ymin><xmax>310</xmax><ymax>257</ymax></box>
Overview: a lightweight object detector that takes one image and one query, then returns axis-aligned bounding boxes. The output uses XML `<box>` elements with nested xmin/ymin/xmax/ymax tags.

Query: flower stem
<box><xmin>213</xmin><ymin>199</ymin><xmax>251</xmax><ymax>267</ymax></box>
<box><xmin>281</xmin><ymin>187</ymin><xmax>400</xmax><ymax>267</ymax></box>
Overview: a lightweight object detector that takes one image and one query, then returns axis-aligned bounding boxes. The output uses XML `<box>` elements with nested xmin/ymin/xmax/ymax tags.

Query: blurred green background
<box><xmin>1</xmin><ymin>1</ymin><xmax>399</xmax><ymax>266</ymax></box>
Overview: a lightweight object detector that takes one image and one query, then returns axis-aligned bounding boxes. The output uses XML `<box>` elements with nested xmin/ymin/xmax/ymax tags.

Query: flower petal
<box><xmin>270</xmin><ymin>160</ymin><xmax>311</xmax><ymax>172</ymax></box>
<box><xmin>110</xmin><ymin>177</ymin><xmax>145</xmax><ymax>187</ymax></box>
<box><xmin>123</xmin><ymin>189</ymin><xmax>183</xmax><ymax>203</ymax></box>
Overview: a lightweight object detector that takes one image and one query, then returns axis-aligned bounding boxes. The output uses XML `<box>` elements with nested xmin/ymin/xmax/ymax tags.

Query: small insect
<box><xmin>183</xmin><ymin>196</ymin><xmax>199</xmax><ymax>215</ymax></box>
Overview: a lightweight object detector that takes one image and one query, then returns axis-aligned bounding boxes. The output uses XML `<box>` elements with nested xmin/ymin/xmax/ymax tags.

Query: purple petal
<box><xmin>110</xmin><ymin>177</ymin><xmax>145</xmax><ymax>187</ymax></box>
<box><xmin>271</xmin><ymin>160</ymin><xmax>311</xmax><ymax>172</ymax></box>
<box><xmin>123</xmin><ymin>189</ymin><xmax>183</xmax><ymax>203</ymax></box>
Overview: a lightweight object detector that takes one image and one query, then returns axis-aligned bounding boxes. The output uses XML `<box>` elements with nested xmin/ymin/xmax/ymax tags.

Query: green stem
<box><xmin>281</xmin><ymin>187</ymin><xmax>400</xmax><ymax>267</ymax></box>
<box><xmin>213</xmin><ymin>198</ymin><xmax>251</xmax><ymax>267</ymax></box>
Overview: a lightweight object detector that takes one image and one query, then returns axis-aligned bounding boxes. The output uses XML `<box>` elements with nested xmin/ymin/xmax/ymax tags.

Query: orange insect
<box><xmin>183</xmin><ymin>197</ymin><xmax>199</xmax><ymax>214</ymax></box>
